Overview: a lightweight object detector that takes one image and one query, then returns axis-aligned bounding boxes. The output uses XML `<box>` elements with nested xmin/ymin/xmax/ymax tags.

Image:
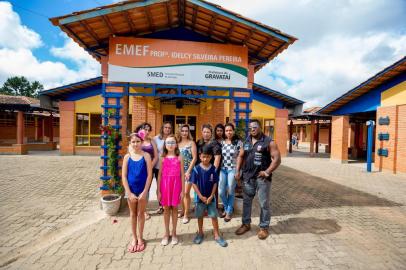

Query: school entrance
<box><xmin>41</xmin><ymin>0</ymin><xmax>306</xmax><ymax>190</ymax></box>
<box><xmin>163</xmin><ymin>114</ymin><xmax>197</xmax><ymax>139</ymax></box>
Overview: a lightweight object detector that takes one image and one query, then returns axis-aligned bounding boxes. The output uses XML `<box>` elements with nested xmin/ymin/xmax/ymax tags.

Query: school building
<box><xmin>37</xmin><ymin>0</ymin><xmax>304</xmax><ymax>188</ymax></box>
<box><xmin>319</xmin><ymin>57</ymin><xmax>406</xmax><ymax>173</ymax></box>
<box><xmin>0</xmin><ymin>95</ymin><xmax>58</xmax><ymax>154</ymax></box>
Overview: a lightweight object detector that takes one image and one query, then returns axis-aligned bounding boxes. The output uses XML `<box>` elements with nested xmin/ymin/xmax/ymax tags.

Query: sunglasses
<box><xmin>165</xmin><ymin>141</ymin><xmax>177</xmax><ymax>145</ymax></box>
<box><xmin>249</xmin><ymin>126</ymin><xmax>259</xmax><ymax>131</ymax></box>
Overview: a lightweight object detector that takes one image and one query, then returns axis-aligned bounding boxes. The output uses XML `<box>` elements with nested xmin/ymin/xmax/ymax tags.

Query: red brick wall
<box><xmin>59</xmin><ymin>101</ymin><xmax>75</xmax><ymax>155</ymax></box>
<box><xmin>375</xmin><ymin>105</ymin><xmax>406</xmax><ymax>173</ymax></box>
<box><xmin>274</xmin><ymin>109</ymin><xmax>288</xmax><ymax>157</ymax></box>
<box><xmin>132</xmin><ymin>97</ymin><xmax>147</xmax><ymax>131</ymax></box>
<box><xmin>331</xmin><ymin>116</ymin><xmax>349</xmax><ymax>162</ymax></box>
<box><xmin>375</xmin><ymin>106</ymin><xmax>397</xmax><ymax>172</ymax></box>
<box><xmin>397</xmin><ymin>105</ymin><xmax>406</xmax><ymax>173</ymax></box>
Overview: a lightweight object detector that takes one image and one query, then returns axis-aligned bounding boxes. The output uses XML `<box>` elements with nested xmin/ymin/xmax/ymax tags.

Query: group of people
<box><xmin>122</xmin><ymin>119</ymin><xmax>281</xmax><ymax>253</ymax></box>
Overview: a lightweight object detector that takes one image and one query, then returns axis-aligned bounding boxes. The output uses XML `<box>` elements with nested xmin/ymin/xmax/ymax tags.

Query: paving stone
<box><xmin>1</xmin><ymin>153</ymin><xmax>406</xmax><ymax>269</ymax></box>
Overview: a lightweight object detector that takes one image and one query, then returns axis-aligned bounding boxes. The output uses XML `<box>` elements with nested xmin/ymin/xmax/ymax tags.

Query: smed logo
<box><xmin>147</xmin><ymin>71</ymin><xmax>164</xmax><ymax>77</ymax></box>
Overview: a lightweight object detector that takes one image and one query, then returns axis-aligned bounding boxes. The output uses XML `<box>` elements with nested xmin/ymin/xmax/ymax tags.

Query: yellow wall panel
<box><xmin>251</xmin><ymin>100</ymin><xmax>276</xmax><ymax>119</ymax></box>
<box><xmin>75</xmin><ymin>95</ymin><xmax>103</xmax><ymax>113</ymax></box>
<box><xmin>381</xmin><ymin>81</ymin><xmax>406</xmax><ymax>106</ymax></box>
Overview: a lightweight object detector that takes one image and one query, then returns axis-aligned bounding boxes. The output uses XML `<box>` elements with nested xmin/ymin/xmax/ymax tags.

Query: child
<box><xmin>157</xmin><ymin>135</ymin><xmax>185</xmax><ymax>245</ymax></box>
<box><xmin>122</xmin><ymin>130</ymin><xmax>153</xmax><ymax>253</ymax></box>
<box><xmin>190</xmin><ymin>145</ymin><xmax>228</xmax><ymax>247</ymax></box>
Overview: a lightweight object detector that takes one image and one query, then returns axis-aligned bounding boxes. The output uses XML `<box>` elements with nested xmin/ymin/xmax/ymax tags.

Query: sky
<box><xmin>0</xmin><ymin>0</ymin><xmax>405</xmax><ymax>108</ymax></box>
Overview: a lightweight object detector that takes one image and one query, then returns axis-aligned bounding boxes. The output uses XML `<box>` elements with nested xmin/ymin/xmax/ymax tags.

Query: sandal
<box><xmin>137</xmin><ymin>239</ymin><xmax>146</xmax><ymax>252</ymax></box>
<box><xmin>156</xmin><ymin>207</ymin><xmax>164</xmax><ymax>215</ymax></box>
<box><xmin>127</xmin><ymin>241</ymin><xmax>137</xmax><ymax>253</ymax></box>
<box><xmin>224</xmin><ymin>214</ymin><xmax>232</xmax><ymax>222</ymax></box>
<box><xmin>178</xmin><ymin>212</ymin><xmax>184</xmax><ymax>218</ymax></box>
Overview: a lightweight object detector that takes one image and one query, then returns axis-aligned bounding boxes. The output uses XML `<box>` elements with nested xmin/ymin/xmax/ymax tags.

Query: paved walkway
<box><xmin>1</xmin><ymin>153</ymin><xmax>406</xmax><ymax>269</ymax></box>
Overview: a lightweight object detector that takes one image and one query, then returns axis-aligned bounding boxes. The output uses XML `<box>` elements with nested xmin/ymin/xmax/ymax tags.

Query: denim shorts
<box><xmin>195</xmin><ymin>199</ymin><xmax>218</xmax><ymax>218</ymax></box>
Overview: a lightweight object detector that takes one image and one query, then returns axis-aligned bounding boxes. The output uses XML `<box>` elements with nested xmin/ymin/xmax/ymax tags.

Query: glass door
<box><xmin>163</xmin><ymin>115</ymin><xmax>197</xmax><ymax>140</ymax></box>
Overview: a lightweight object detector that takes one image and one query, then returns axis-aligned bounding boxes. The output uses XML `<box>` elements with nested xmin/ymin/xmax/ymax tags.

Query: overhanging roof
<box><xmin>40</xmin><ymin>77</ymin><xmax>103</xmax><ymax>99</ymax></box>
<box><xmin>253</xmin><ymin>83</ymin><xmax>304</xmax><ymax>107</ymax></box>
<box><xmin>0</xmin><ymin>95</ymin><xmax>55</xmax><ymax>112</ymax></box>
<box><xmin>49</xmin><ymin>0</ymin><xmax>297</xmax><ymax>71</ymax></box>
<box><xmin>319</xmin><ymin>56</ymin><xmax>406</xmax><ymax>114</ymax></box>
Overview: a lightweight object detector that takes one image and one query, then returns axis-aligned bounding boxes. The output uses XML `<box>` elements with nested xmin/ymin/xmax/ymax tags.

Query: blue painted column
<box><xmin>366</xmin><ymin>120</ymin><xmax>375</xmax><ymax>172</ymax></box>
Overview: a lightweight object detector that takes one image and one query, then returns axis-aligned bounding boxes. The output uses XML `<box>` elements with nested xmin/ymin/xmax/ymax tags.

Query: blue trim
<box><xmin>40</xmin><ymin>76</ymin><xmax>102</xmax><ymax>95</ymax></box>
<box><xmin>101</xmin><ymin>155</ymin><xmax>109</xmax><ymax>159</ymax></box>
<box><xmin>58</xmin><ymin>0</ymin><xmax>168</xmax><ymax>25</ymax></box>
<box><xmin>330</xmin><ymin>73</ymin><xmax>406</xmax><ymax>115</ymax></box>
<box><xmin>320</xmin><ymin>57</ymin><xmax>406</xmax><ymax>114</ymax></box>
<box><xmin>104</xmin><ymin>93</ymin><xmax>123</xmax><ymax>98</ymax></box>
<box><xmin>253</xmin><ymin>83</ymin><xmax>304</xmax><ymax>105</ymax></box>
<box><xmin>234</xmin><ymin>109</ymin><xmax>252</xmax><ymax>113</ymax></box>
<box><xmin>101</xmin><ymin>104</ymin><xmax>123</xmax><ymax>109</ymax></box>
<box><xmin>252</xmin><ymin>91</ymin><xmax>284</xmax><ymax>109</ymax></box>
<box><xmin>100</xmin><ymin>176</ymin><xmax>111</xmax><ymax>181</ymax></box>
<box><xmin>65</xmin><ymin>85</ymin><xmax>101</xmax><ymax>101</ymax></box>
<box><xmin>188</xmin><ymin>0</ymin><xmax>290</xmax><ymax>42</ymax></box>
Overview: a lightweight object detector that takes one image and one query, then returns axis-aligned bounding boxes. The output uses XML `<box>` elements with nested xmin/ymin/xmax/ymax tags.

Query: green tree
<box><xmin>0</xmin><ymin>76</ymin><xmax>44</xmax><ymax>98</ymax></box>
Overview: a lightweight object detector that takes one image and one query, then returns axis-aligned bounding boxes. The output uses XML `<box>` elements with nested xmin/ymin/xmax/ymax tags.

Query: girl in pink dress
<box><xmin>157</xmin><ymin>135</ymin><xmax>185</xmax><ymax>246</ymax></box>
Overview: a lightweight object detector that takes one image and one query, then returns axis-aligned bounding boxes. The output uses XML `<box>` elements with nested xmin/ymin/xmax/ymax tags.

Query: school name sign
<box><xmin>108</xmin><ymin>37</ymin><xmax>248</xmax><ymax>88</ymax></box>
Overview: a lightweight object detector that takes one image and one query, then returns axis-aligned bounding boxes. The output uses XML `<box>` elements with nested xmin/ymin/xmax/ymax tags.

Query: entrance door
<box><xmin>163</xmin><ymin>115</ymin><xmax>197</xmax><ymax>139</ymax></box>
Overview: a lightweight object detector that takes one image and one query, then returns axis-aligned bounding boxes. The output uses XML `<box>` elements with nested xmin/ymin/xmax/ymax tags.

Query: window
<box><xmin>264</xmin><ymin>119</ymin><xmax>275</xmax><ymax>139</ymax></box>
<box><xmin>75</xmin><ymin>113</ymin><xmax>101</xmax><ymax>146</ymax></box>
<box><xmin>0</xmin><ymin>112</ymin><xmax>16</xmax><ymax>127</ymax></box>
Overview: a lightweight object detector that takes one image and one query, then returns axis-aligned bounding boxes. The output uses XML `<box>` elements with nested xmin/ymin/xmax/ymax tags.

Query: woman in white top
<box><xmin>176</xmin><ymin>124</ymin><xmax>197</xmax><ymax>224</ymax></box>
<box><xmin>153</xmin><ymin>121</ymin><xmax>173</xmax><ymax>214</ymax></box>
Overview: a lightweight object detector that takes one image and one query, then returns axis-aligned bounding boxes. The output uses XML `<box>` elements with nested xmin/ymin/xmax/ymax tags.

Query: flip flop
<box><xmin>137</xmin><ymin>240</ymin><xmax>146</xmax><ymax>252</ymax></box>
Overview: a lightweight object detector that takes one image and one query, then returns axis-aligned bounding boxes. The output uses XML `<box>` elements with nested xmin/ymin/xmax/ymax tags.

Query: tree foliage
<box><xmin>0</xmin><ymin>76</ymin><xmax>44</xmax><ymax>98</ymax></box>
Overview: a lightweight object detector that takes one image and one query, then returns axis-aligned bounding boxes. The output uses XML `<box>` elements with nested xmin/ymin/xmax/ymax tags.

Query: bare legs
<box><xmin>183</xmin><ymin>183</ymin><xmax>192</xmax><ymax>219</ymax></box>
<box><xmin>197</xmin><ymin>217</ymin><xmax>221</xmax><ymax>239</ymax></box>
<box><xmin>128</xmin><ymin>197</ymin><xmax>147</xmax><ymax>252</ymax></box>
<box><xmin>127</xmin><ymin>199</ymin><xmax>138</xmax><ymax>251</ymax></box>
<box><xmin>162</xmin><ymin>206</ymin><xmax>179</xmax><ymax>243</ymax></box>
<box><xmin>137</xmin><ymin>197</ymin><xmax>147</xmax><ymax>245</ymax></box>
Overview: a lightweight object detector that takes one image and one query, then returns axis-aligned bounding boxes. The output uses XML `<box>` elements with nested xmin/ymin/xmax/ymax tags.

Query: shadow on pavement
<box><xmin>271</xmin><ymin>165</ymin><xmax>402</xmax><ymax>217</ymax></box>
<box><xmin>270</xmin><ymin>217</ymin><xmax>341</xmax><ymax>235</ymax></box>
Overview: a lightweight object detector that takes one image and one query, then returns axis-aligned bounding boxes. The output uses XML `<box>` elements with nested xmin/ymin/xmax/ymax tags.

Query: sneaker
<box><xmin>171</xmin><ymin>236</ymin><xmax>179</xmax><ymax>245</ymax></box>
<box><xmin>182</xmin><ymin>217</ymin><xmax>190</xmax><ymax>224</ymax></box>
<box><xmin>257</xmin><ymin>228</ymin><xmax>269</xmax><ymax>240</ymax></box>
<box><xmin>193</xmin><ymin>233</ymin><xmax>204</xmax><ymax>244</ymax></box>
<box><xmin>235</xmin><ymin>224</ymin><xmax>251</xmax><ymax>235</ymax></box>
<box><xmin>161</xmin><ymin>237</ymin><xmax>169</xmax><ymax>246</ymax></box>
<box><xmin>215</xmin><ymin>237</ymin><xmax>228</xmax><ymax>247</ymax></box>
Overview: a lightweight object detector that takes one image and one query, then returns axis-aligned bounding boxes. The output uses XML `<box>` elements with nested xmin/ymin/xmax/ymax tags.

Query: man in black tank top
<box><xmin>235</xmin><ymin>119</ymin><xmax>281</xmax><ymax>240</ymax></box>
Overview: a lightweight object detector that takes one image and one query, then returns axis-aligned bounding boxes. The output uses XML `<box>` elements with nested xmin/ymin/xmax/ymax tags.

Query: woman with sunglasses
<box><xmin>176</xmin><ymin>124</ymin><xmax>197</xmax><ymax>224</ymax></box>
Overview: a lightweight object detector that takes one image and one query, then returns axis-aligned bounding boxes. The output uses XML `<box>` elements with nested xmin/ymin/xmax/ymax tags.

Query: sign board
<box><xmin>108</xmin><ymin>37</ymin><xmax>248</xmax><ymax>88</ymax></box>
